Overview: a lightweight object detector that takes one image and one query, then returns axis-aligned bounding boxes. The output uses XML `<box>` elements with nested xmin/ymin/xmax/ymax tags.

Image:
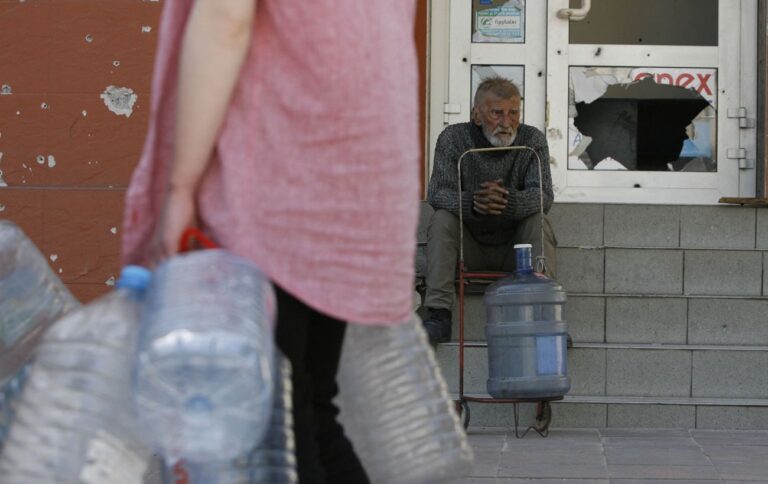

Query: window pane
<box><xmin>568</xmin><ymin>66</ymin><xmax>717</xmax><ymax>172</ymax></box>
<box><xmin>569</xmin><ymin>0</ymin><xmax>717</xmax><ymax>46</ymax></box>
<box><xmin>472</xmin><ymin>0</ymin><xmax>525</xmax><ymax>44</ymax></box>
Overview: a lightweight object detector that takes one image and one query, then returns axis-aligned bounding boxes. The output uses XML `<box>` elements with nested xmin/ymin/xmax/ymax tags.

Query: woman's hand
<box><xmin>148</xmin><ymin>186</ymin><xmax>197</xmax><ymax>266</ymax></box>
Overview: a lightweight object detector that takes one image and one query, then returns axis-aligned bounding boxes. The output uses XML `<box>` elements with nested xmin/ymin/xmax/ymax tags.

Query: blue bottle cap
<box><xmin>117</xmin><ymin>265</ymin><xmax>152</xmax><ymax>291</ymax></box>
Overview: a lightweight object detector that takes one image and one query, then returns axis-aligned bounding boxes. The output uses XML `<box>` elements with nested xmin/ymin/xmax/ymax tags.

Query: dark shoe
<box><xmin>422</xmin><ymin>307</ymin><xmax>452</xmax><ymax>345</ymax></box>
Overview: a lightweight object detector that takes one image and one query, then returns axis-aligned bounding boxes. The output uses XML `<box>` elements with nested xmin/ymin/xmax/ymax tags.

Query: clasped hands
<box><xmin>473</xmin><ymin>179</ymin><xmax>508</xmax><ymax>216</ymax></box>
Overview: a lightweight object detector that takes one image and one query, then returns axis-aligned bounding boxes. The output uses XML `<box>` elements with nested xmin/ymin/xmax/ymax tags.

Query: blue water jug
<box><xmin>133</xmin><ymin>250</ymin><xmax>276</xmax><ymax>466</ymax></box>
<box><xmin>484</xmin><ymin>244</ymin><xmax>570</xmax><ymax>399</ymax></box>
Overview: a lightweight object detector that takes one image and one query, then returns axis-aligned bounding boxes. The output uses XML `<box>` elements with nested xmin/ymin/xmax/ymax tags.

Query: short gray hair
<box><xmin>473</xmin><ymin>77</ymin><xmax>521</xmax><ymax>107</ymax></box>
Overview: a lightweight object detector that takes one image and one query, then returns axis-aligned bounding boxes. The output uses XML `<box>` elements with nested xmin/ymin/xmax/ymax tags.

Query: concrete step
<box><xmin>436</xmin><ymin>344</ymin><xmax>768</xmax><ymax>400</ymax></box>
<box><xmin>429</xmin><ymin>293</ymin><xmax>768</xmax><ymax>345</ymax></box>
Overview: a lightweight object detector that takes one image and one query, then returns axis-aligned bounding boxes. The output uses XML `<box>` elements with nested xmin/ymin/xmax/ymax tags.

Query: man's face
<box><xmin>473</xmin><ymin>94</ymin><xmax>521</xmax><ymax>147</ymax></box>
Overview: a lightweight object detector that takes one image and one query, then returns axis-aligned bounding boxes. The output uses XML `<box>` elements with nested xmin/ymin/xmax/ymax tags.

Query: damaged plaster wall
<box><xmin>0</xmin><ymin>0</ymin><xmax>162</xmax><ymax>301</ymax></box>
<box><xmin>568</xmin><ymin>66</ymin><xmax>717</xmax><ymax>172</ymax></box>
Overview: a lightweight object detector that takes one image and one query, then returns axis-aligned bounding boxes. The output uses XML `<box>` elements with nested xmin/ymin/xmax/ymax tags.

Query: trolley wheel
<box><xmin>534</xmin><ymin>401</ymin><xmax>552</xmax><ymax>432</ymax></box>
<box><xmin>462</xmin><ymin>400</ymin><xmax>471</xmax><ymax>430</ymax></box>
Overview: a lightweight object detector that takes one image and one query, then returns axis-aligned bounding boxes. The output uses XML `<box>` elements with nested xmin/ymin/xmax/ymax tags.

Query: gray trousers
<box><xmin>424</xmin><ymin>209</ymin><xmax>558</xmax><ymax>310</ymax></box>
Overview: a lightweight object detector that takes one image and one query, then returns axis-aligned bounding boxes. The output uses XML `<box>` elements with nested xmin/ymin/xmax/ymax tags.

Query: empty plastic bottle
<box><xmin>484</xmin><ymin>243</ymin><xmax>570</xmax><ymax>399</ymax></box>
<box><xmin>133</xmin><ymin>250</ymin><xmax>276</xmax><ymax>468</ymax></box>
<box><xmin>0</xmin><ymin>265</ymin><xmax>153</xmax><ymax>482</ymax></box>
<box><xmin>0</xmin><ymin>220</ymin><xmax>79</xmax><ymax>383</ymax></box>
<box><xmin>0</xmin><ymin>221</ymin><xmax>80</xmax><ymax>450</ymax></box>
<box><xmin>175</xmin><ymin>352</ymin><xmax>297</xmax><ymax>484</ymax></box>
<box><xmin>337</xmin><ymin>315</ymin><xmax>474</xmax><ymax>484</ymax></box>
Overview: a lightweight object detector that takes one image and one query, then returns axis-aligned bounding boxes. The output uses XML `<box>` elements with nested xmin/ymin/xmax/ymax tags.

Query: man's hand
<box><xmin>473</xmin><ymin>179</ymin><xmax>508</xmax><ymax>215</ymax></box>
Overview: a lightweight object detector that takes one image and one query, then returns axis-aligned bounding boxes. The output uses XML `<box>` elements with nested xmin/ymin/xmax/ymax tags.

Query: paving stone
<box><xmin>713</xmin><ymin>462</ymin><xmax>768</xmax><ymax>481</ymax></box>
<box><xmin>565</xmin><ymin>296</ymin><xmax>605</xmax><ymax>343</ymax></box>
<box><xmin>680</xmin><ymin>206</ymin><xmax>756</xmax><ymax>249</ymax></box>
<box><xmin>691</xmin><ymin>429</ymin><xmax>768</xmax><ymax>446</ymax></box>
<box><xmin>604</xmin><ymin>444</ymin><xmax>711</xmax><ymax>466</ymax></box>
<box><xmin>692</xmin><ymin>351</ymin><xmax>768</xmax><ymax>398</ymax></box>
<box><xmin>600</xmin><ymin>428</ymin><xmax>692</xmax><ymax>439</ymax></box>
<box><xmin>684</xmin><ymin>250</ymin><xmax>763</xmax><ymax>296</ymax></box>
<box><xmin>497</xmin><ymin>463</ymin><xmax>608</xmax><ymax>479</ymax></box>
<box><xmin>558</xmin><ymin>247</ymin><xmax>605</xmax><ymax>293</ymax></box>
<box><xmin>605</xmin><ymin>204</ymin><xmax>680</xmax><ymax>248</ymax></box>
<box><xmin>688</xmin><ymin>298</ymin><xmax>768</xmax><ymax>345</ymax></box>
<box><xmin>607</xmin><ymin>404</ymin><xmax>695</xmax><ymax>428</ymax></box>
<box><xmin>606</xmin><ymin>349</ymin><xmax>691</xmax><ymax>397</ymax></box>
<box><xmin>606</xmin><ymin>464</ymin><xmax>719</xmax><ymax>480</ymax></box>
<box><xmin>606</xmin><ymin>297</ymin><xmax>687</xmax><ymax>344</ymax></box>
<box><xmin>548</xmin><ymin>203</ymin><xmax>604</xmax><ymax>248</ymax></box>
<box><xmin>605</xmin><ymin>249</ymin><xmax>683</xmax><ymax>295</ymax></box>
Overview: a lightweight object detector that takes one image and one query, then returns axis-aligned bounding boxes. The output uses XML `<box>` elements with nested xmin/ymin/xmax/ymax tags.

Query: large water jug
<box><xmin>133</xmin><ymin>250</ymin><xmax>276</xmax><ymax>466</ymax></box>
<box><xmin>0</xmin><ymin>220</ymin><xmax>79</xmax><ymax>383</ymax></box>
<box><xmin>0</xmin><ymin>265</ymin><xmax>152</xmax><ymax>482</ymax></box>
<box><xmin>484</xmin><ymin>244</ymin><xmax>570</xmax><ymax>399</ymax></box>
<box><xmin>175</xmin><ymin>352</ymin><xmax>297</xmax><ymax>484</ymax></box>
<box><xmin>337</xmin><ymin>314</ymin><xmax>474</xmax><ymax>484</ymax></box>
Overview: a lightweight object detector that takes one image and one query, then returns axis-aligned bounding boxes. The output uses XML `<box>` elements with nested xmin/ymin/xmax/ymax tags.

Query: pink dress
<box><xmin>122</xmin><ymin>0</ymin><xmax>420</xmax><ymax>325</ymax></box>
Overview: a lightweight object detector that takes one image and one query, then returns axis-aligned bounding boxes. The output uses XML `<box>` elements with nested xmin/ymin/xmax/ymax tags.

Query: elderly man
<box><xmin>422</xmin><ymin>77</ymin><xmax>558</xmax><ymax>344</ymax></box>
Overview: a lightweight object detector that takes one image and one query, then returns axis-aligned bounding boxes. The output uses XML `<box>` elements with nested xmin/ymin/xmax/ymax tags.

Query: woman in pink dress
<box><xmin>122</xmin><ymin>0</ymin><xmax>420</xmax><ymax>481</ymax></box>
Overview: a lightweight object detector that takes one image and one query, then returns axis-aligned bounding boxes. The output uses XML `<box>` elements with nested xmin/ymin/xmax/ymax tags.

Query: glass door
<box><xmin>439</xmin><ymin>0</ymin><xmax>758</xmax><ymax>204</ymax></box>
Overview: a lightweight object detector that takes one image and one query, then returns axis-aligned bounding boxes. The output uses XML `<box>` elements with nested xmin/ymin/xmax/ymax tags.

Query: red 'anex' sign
<box><xmin>629</xmin><ymin>68</ymin><xmax>717</xmax><ymax>105</ymax></box>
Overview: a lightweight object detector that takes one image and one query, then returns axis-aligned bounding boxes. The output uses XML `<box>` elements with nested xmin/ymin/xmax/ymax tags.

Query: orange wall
<box><xmin>0</xmin><ymin>1</ymin><xmax>162</xmax><ymax>302</ymax></box>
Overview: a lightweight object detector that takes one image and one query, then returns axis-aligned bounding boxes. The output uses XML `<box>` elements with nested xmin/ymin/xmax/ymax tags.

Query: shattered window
<box><xmin>472</xmin><ymin>0</ymin><xmax>525</xmax><ymax>44</ymax></box>
<box><xmin>569</xmin><ymin>0</ymin><xmax>717</xmax><ymax>46</ymax></box>
<box><xmin>471</xmin><ymin>65</ymin><xmax>525</xmax><ymax>117</ymax></box>
<box><xmin>568</xmin><ymin>67</ymin><xmax>717</xmax><ymax>172</ymax></box>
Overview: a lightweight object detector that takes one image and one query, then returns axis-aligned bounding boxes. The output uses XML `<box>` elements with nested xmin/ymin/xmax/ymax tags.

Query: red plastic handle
<box><xmin>178</xmin><ymin>228</ymin><xmax>218</xmax><ymax>252</ymax></box>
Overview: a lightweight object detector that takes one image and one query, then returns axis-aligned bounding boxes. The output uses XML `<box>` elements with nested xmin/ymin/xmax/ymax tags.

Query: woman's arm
<box><xmin>157</xmin><ymin>0</ymin><xmax>257</xmax><ymax>259</ymax></box>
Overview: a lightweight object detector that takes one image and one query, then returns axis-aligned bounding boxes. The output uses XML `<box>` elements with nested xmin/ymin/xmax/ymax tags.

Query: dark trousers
<box><xmin>274</xmin><ymin>285</ymin><xmax>370</xmax><ymax>484</ymax></box>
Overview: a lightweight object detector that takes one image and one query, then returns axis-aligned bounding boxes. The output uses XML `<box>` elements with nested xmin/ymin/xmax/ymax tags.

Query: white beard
<box><xmin>482</xmin><ymin>125</ymin><xmax>517</xmax><ymax>147</ymax></box>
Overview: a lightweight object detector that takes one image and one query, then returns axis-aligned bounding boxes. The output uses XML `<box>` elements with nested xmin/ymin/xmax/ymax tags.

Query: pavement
<box><xmin>459</xmin><ymin>427</ymin><xmax>768</xmax><ymax>483</ymax></box>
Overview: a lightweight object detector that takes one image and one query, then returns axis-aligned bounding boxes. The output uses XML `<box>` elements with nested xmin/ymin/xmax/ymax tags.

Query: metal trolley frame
<box><xmin>452</xmin><ymin>146</ymin><xmax>562</xmax><ymax>438</ymax></box>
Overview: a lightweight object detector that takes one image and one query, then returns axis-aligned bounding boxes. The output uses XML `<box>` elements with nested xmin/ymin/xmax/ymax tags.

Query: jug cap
<box><xmin>117</xmin><ymin>265</ymin><xmax>152</xmax><ymax>291</ymax></box>
<box><xmin>513</xmin><ymin>243</ymin><xmax>532</xmax><ymax>249</ymax></box>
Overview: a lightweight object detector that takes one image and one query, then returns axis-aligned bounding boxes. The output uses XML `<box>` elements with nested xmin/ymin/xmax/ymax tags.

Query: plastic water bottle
<box><xmin>133</xmin><ymin>250</ymin><xmax>276</xmax><ymax>469</ymax></box>
<box><xmin>484</xmin><ymin>243</ymin><xmax>570</xmax><ymax>399</ymax></box>
<box><xmin>0</xmin><ymin>221</ymin><xmax>80</xmax><ymax>449</ymax></box>
<box><xmin>0</xmin><ymin>220</ymin><xmax>79</xmax><ymax>383</ymax></box>
<box><xmin>177</xmin><ymin>351</ymin><xmax>297</xmax><ymax>484</ymax></box>
<box><xmin>0</xmin><ymin>265</ymin><xmax>153</xmax><ymax>482</ymax></box>
<box><xmin>337</xmin><ymin>315</ymin><xmax>474</xmax><ymax>484</ymax></box>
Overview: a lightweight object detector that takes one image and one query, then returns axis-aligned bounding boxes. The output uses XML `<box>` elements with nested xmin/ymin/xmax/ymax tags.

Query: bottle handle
<box><xmin>178</xmin><ymin>228</ymin><xmax>219</xmax><ymax>252</ymax></box>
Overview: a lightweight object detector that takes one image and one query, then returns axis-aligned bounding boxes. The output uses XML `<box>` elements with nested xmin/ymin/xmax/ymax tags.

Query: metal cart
<box><xmin>451</xmin><ymin>145</ymin><xmax>563</xmax><ymax>438</ymax></box>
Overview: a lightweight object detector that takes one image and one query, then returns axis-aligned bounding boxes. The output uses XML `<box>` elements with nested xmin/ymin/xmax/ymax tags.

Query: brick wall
<box><xmin>0</xmin><ymin>0</ymin><xmax>161</xmax><ymax>301</ymax></box>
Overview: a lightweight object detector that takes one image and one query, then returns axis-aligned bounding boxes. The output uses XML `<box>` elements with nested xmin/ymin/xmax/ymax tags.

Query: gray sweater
<box><xmin>427</xmin><ymin>122</ymin><xmax>553</xmax><ymax>246</ymax></box>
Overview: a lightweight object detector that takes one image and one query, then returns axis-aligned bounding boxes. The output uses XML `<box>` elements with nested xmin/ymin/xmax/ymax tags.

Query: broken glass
<box><xmin>568</xmin><ymin>66</ymin><xmax>717</xmax><ymax>172</ymax></box>
<box><xmin>472</xmin><ymin>0</ymin><xmax>525</xmax><ymax>44</ymax></box>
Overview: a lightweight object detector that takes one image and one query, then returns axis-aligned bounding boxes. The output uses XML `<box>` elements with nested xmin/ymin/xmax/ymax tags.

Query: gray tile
<box><xmin>569</xmin><ymin>348</ymin><xmax>607</xmax><ymax>396</ymax></box>
<box><xmin>757</xmin><ymin>209</ymin><xmax>768</xmax><ymax>250</ymax></box>
<box><xmin>692</xmin><ymin>351</ymin><xmax>768</xmax><ymax>398</ymax></box>
<box><xmin>549</xmin><ymin>203</ymin><xmax>604</xmax><ymax>248</ymax></box>
<box><xmin>494</xmin><ymin>480</ymin><xmax>609</xmax><ymax>484</ymax></box>
<box><xmin>605</xmin><ymin>205</ymin><xmax>680</xmax><ymax>248</ymax></box>
<box><xmin>692</xmin><ymin>429</ymin><xmax>768</xmax><ymax>446</ymax></box>
<box><xmin>605</xmin><ymin>249</ymin><xmax>683</xmax><ymax>295</ymax></box>
<box><xmin>600</xmin><ymin>428</ymin><xmax>692</xmax><ymax>439</ymax></box>
<box><xmin>565</xmin><ymin>296</ymin><xmax>605</xmax><ymax>343</ymax></box>
<box><xmin>611</xmin><ymin>481</ymin><xmax>721</xmax><ymax>484</ymax></box>
<box><xmin>684</xmin><ymin>250</ymin><xmax>763</xmax><ymax>296</ymax></box>
<box><xmin>606</xmin><ymin>297</ymin><xmax>687</xmax><ymax>344</ymax></box>
<box><xmin>607</xmin><ymin>464</ymin><xmax>719</xmax><ymax>480</ymax></box>
<box><xmin>607</xmin><ymin>404</ymin><xmax>696</xmax><ymax>428</ymax></box>
<box><xmin>501</xmin><ymin>444</ymin><xmax>604</xmax><ymax>465</ymax></box>
<box><xmin>604</xmin><ymin>445</ymin><xmax>711</xmax><ymax>466</ymax></box>
<box><xmin>680</xmin><ymin>206</ymin><xmax>756</xmax><ymax>249</ymax></box>
<box><xmin>696</xmin><ymin>406</ymin><xmax>768</xmax><ymax>431</ymax></box>
<box><xmin>466</xmin><ymin>428</ymin><xmax>508</xmax><ymax>449</ymax></box>
<box><xmin>559</xmin><ymin>247</ymin><xmax>605</xmax><ymax>293</ymax></box>
<box><xmin>688</xmin><ymin>298</ymin><xmax>768</xmax><ymax>345</ymax></box>
<box><xmin>465</xmin><ymin>446</ymin><xmax>502</xmax><ymax>477</ymax></box>
<box><xmin>700</xmin><ymin>444</ymin><xmax>768</xmax><ymax>464</ymax></box>
<box><xmin>550</xmin><ymin>403</ymin><xmax>607</xmax><ymax>429</ymax></box>
<box><xmin>498</xmin><ymin>463</ymin><xmax>608</xmax><ymax>479</ymax></box>
<box><xmin>606</xmin><ymin>349</ymin><xmax>691</xmax><ymax>397</ymax></box>
<box><xmin>714</xmin><ymin>462</ymin><xmax>768</xmax><ymax>481</ymax></box>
